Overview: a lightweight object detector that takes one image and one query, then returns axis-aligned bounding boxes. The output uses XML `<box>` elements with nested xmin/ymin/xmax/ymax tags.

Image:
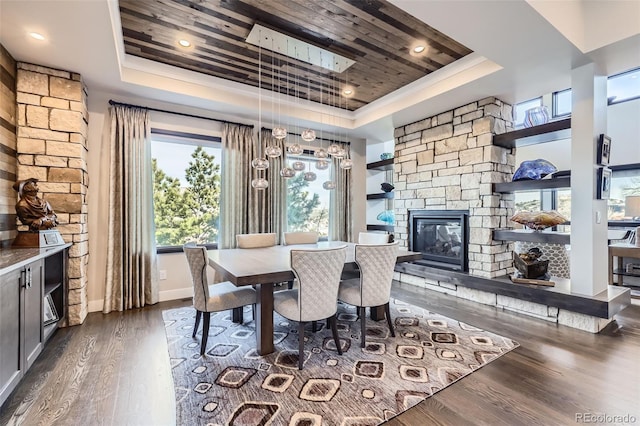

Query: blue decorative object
<box><xmin>380</xmin><ymin>152</ymin><xmax>394</xmax><ymax>160</ymax></box>
<box><xmin>512</xmin><ymin>159</ymin><xmax>557</xmax><ymax>181</ymax></box>
<box><xmin>381</xmin><ymin>182</ymin><xmax>394</xmax><ymax>192</ymax></box>
<box><xmin>377</xmin><ymin>210</ymin><xmax>395</xmax><ymax>225</ymax></box>
<box><xmin>523</xmin><ymin>106</ymin><xmax>549</xmax><ymax>128</ymax></box>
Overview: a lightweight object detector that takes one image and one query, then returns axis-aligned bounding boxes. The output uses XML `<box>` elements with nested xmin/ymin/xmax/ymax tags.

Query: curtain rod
<box><xmin>108</xmin><ymin>100</ymin><xmax>254</xmax><ymax>128</ymax></box>
<box><xmin>260</xmin><ymin>127</ymin><xmax>349</xmax><ymax>145</ymax></box>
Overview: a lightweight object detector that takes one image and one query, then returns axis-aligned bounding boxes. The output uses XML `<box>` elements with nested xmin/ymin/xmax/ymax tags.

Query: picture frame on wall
<box><xmin>597</xmin><ymin>134</ymin><xmax>611</xmax><ymax>165</ymax></box>
<box><xmin>43</xmin><ymin>294</ymin><xmax>59</xmax><ymax>326</ymax></box>
<box><xmin>597</xmin><ymin>167</ymin><xmax>612</xmax><ymax>200</ymax></box>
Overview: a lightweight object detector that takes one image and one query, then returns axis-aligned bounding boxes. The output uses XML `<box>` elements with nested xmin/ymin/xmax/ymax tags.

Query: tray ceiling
<box><xmin>118</xmin><ymin>0</ymin><xmax>473</xmax><ymax>111</ymax></box>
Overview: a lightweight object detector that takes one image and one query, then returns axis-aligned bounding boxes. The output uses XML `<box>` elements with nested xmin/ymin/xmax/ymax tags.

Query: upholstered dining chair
<box><xmin>338</xmin><ymin>242</ymin><xmax>399</xmax><ymax>348</ymax></box>
<box><xmin>273</xmin><ymin>245</ymin><xmax>347</xmax><ymax>369</ymax></box>
<box><xmin>236</xmin><ymin>232</ymin><xmax>277</xmax><ymax>249</ymax></box>
<box><xmin>283</xmin><ymin>231</ymin><xmax>319</xmax><ymax>245</ymax></box>
<box><xmin>183</xmin><ymin>243</ymin><xmax>257</xmax><ymax>355</ymax></box>
<box><xmin>282</xmin><ymin>232</ymin><xmax>319</xmax><ymax>289</ymax></box>
<box><xmin>358</xmin><ymin>231</ymin><xmax>390</xmax><ymax>244</ymax></box>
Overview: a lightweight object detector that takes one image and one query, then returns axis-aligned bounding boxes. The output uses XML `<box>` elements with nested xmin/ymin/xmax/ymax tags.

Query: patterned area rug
<box><xmin>163</xmin><ymin>299</ymin><xmax>519</xmax><ymax>425</ymax></box>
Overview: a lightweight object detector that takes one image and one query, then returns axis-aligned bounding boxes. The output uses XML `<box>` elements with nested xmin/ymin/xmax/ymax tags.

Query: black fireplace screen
<box><xmin>409</xmin><ymin>210</ymin><xmax>468</xmax><ymax>271</ymax></box>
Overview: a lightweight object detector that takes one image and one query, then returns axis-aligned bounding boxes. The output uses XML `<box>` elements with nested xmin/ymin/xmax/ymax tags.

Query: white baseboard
<box><xmin>159</xmin><ymin>287</ymin><xmax>193</xmax><ymax>302</ymax></box>
<box><xmin>87</xmin><ymin>287</ymin><xmax>192</xmax><ymax>313</ymax></box>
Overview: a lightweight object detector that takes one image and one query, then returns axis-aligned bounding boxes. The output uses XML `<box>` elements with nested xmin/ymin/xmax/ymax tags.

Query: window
<box><xmin>514</xmin><ymin>191</ymin><xmax>541</xmax><ymax>212</ymax></box>
<box><xmin>513</xmin><ymin>97</ymin><xmax>542</xmax><ymax>128</ymax></box>
<box><xmin>286</xmin><ymin>153</ymin><xmax>331</xmax><ymax>238</ymax></box>
<box><xmin>552</xmin><ymin>89</ymin><xmax>572</xmax><ymax>117</ymax></box>
<box><xmin>608</xmin><ymin>168</ymin><xmax>640</xmax><ymax>220</ymax></box>
<box><xmin>151</xmin><ymin>131</ymin><xmax>222</xmax><ymax>248</ymax></box>
<box><xmin>608</xmin><ymin>68</ymin><xmax>640</xmax><ymax>105</ymax></box>
<box><xmin>513</xmin><ymin>67</ymin><xmax>640</xmax><ymax>122</ymax></box>
<box><xmin>530</xmin><ymin>167</ymin><xmax>640</xmax><ymax>224</ymax></box>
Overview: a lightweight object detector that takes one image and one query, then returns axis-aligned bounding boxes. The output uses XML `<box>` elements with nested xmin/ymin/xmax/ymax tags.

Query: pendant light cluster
<box><xmin>251</xmin><ymin>43</ymin><xmax>352</xmax><ymax>190</ymax></box>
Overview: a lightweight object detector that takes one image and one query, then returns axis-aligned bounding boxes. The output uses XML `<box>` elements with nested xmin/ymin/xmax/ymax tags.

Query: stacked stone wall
<box><xmin>15</xmin><ymin>63</ymin><xmax>88</xmax><ymax>325</ymax></box>
<box><xmin>0</xmin><ymin>44</ymin><xmax>17</xmax><ymax>245</ymax></box>
<box><xmin>393</xmin><ymin>97</ymin><xmax>515</xmax><ymax>278</ymax></box>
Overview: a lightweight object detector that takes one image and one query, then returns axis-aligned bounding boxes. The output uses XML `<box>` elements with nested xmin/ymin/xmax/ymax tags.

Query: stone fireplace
<box><xmin>393</xmin><ymin>97</ymin><xmax>515</xmax><ymax>279</ymax></box>
<box><xmin>390</xmin><ymin>97</ymin><xmax>628</xmax><ymax>333</ymax></box>
<box><xmin>409</xmin><ymin>209</ymin><xmax>468</xmax><ymax>272</ymax></box>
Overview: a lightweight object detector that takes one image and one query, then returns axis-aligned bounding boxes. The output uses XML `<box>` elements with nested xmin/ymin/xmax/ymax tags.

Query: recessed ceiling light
<box><xmin>29</xmin><ymin>32</ymin><xmax>46</xmax><ymax>41</ymax></box>
<box><xmin>178</xmin><ymin>39</ymin><xmax>191</xmax><ymax>47</ymax></box>
<box><xmin>413</xmin><ymin>45</ymin><xmax>426</xmax><ymax>54</ymax></box>
<box><xmin>343</xmin><ymin>89</ymin><xmax>353</xmax><ymax>96</ymax></box>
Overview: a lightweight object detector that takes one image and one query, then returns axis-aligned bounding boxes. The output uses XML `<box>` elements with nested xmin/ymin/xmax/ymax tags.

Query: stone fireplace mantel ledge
<box><xmin>394</xmin><ymin>262</ymin><xmax>630</xmax><ymax>333</ymax></box>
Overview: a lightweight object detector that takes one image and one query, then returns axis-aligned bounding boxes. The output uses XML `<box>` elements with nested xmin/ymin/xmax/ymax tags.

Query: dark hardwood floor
<box><xmin>1</xmin><ymin>283</ymin><xmax>638</xmax><ymax>426</ymax></box>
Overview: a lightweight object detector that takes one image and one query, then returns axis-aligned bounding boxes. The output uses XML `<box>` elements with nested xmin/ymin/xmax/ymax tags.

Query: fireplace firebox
<box><xmin>408</xmin><ymin>210</ymin><xmax>468</xmax><ymax>272</ymax></box>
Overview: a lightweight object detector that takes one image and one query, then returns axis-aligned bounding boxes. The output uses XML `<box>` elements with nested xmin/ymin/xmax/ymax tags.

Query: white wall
<box><xmin>86</xmin><ymin>90</ymin><xmax>367</xmax><ymax>312</ymax></box>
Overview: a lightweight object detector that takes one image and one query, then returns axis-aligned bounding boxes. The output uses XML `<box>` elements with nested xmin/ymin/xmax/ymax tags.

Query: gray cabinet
<box><xmin>0</xmin><ymin>244</ymin><xmax>69</xmax><ymax>407</ymax></box>
<box><xmin>23</xmin><ymin>260</ymin><xmax>44</xmax><ymax>370</ymax></box>
<box><xmin>0</xmin><ymin>269</ymin><xmax>22</xmax><ymax>406</ymax></box>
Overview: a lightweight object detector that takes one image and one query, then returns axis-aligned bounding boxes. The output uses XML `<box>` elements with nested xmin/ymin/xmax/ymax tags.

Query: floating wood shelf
<box><xmin>367</xmin><ymin>192</ymin><xmax>394</xmax><ymax>200</ymax></box>
<box><xmin>367</xmin><ymin>224</ymin><xmax>394</xmax><ymax>232</ymax></box>
<box><xmin>493</xmin><ymin>229</ymin><xmax>570</xmax><ymax>244</ymax></box>
<box><xmin>493</xmin><ymin>118</ymin><xmax>571</xmax><ymax>148</ymax></box>
<box><xmin>366</xmin><ymin>158</ymin><xmax>394</xmax><ymax>171</ymax></box>
<box><xmin>493</xmin><ymin>176</ymin><xmax>570</xmax><ymax>193</ymax></box>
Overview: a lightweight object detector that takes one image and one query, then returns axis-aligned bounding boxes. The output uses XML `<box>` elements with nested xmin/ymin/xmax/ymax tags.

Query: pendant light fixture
<box><xmin>323</xmin><ymin>64</ymin><xmax>338</xmax><ymax>191</ymax></box>
<box><xmin>300</xmin><ymin>47</ymin><xmax>317</xmax><ymax>143</ymax></box>
<box><xmin>251</xmin><ymin>31</ymin><xmax>269</xmax><ymax>190</ymax></box>
<box><xmin>340</xmin><ymin>66</ymin><xmax>353</xmax><ymax>170</ymax></box>
<box><xmin>286</xmin><ymin>49</ymin><xmax>304</xmax><ymax>157</ymax></box>
<box><xmin>267</xmin><ymin>38</ymin><xmax>284</xmax><ymax>155</ymax></box>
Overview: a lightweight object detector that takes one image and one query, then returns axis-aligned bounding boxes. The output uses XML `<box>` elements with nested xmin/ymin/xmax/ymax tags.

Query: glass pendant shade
<box><xmin>327</xmin><ymin>143</ymin><xmax>341</xmax><ymax>156</ymax></box>
<box><xmin>303</xmin><ymin>171</ymin><xmax>317</xmax><ymax>182</ymax></box>
<box><xmin>315</xmin><ymin>160</ymin><xmax>329</xmax><ymax>170</ymax></box>
<box><xmin>322</xmin><ymin>180</ymin><xmax>336</xmax><ymax>190</ymax></box>
<box><xmin>287</xmin><ymin>143</ymin><xmax>303</xmax><ymax>155</ymax></box>
<box><xmin>292</xmin><ymin>161</ymin><xmax>306</xmax><ymax>171</ymax></box>
<box><xmin>301</xmin><ymin>128</ymin><xmax>316</xmax><ymax>142</ymax></box>
<box><xmin>251</xmin><ymin>177</ymin><xmax>269</xmax><ymax>190</ymax></box>
<box><xmin>314</xmin><ymin>148</ymin><xmax>328</xmax><ymax>159</ymax></box>
<box><xmin>280</xmin><ymin>166</ymin><xmax>295</xmax><ymax>178</ymax></box>
<box><xmin>340</xmin><ymin>158</ymin><xmax>353</xmax><ymax>169</ymax></box>
<box><xmin>333</xmin><ymin>148</ymin><xmax>346</xmax><ymax>159</ymax></box>
<box><xmin>272</xmin><ymin>126</ymin><xmax>287</xmax><ymax>139</ymax></box>
<box><xmin>251</xmin><ymin>157</ymin><xmax>269</xmax><ymax>170</ymax></box>
<box><xmin>265</xmin><ymin>145</ymin><xmax>282</xmax><ymax>158</ymax></box>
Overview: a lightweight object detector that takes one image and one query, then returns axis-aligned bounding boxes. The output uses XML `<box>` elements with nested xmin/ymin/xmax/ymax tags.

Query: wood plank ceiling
<box><xmin>119</xmin><ymin>0</ymin><xmax>473</xmax><ymax>111</ymax></box>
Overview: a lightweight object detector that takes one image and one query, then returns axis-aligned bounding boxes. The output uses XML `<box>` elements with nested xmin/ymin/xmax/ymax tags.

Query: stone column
<box><xmin>15</xmin><ymin>63</ymin><xmax>89</xmax><ymax>326</ymax></box>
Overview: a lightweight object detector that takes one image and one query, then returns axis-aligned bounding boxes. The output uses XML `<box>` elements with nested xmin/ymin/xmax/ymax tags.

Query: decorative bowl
<box><xmin>381</xmin><ymin>182</ymin><xmax>394</xmax><ymax>192</ymax></box>
<box><xmin>512</xmin><ymin>159</ymin><xmax>557</xmax><ymax>181</ymax></box>
<box><xmin>510</xmin><ymin>210</ymin><xmax>568</xmax><ymax>231</ymax></box>
<box><xmin>377</xmin><ymin>210</ymin><xmax>395</xmax><ymax>225</ymax></box>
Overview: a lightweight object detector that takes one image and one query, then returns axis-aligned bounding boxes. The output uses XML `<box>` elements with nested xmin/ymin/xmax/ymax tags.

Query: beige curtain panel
<box><xmin>262</xmin><ymin>129</ymin><xmax>287</xmax><ymax>245</ymax></box>
<box><xmin>330</xmin><ymin>142</ymin><xmax>353</xmax><ymax>242</ymax></box>
<box><xmin>103</xmin><ymin>104</ymin><xmax>158</xmax><ymax>313</ymax></box>
<box><xmin>219</xmin><ymin>123</ymin><xmax>265</xmax><ymax>249</ymax></box>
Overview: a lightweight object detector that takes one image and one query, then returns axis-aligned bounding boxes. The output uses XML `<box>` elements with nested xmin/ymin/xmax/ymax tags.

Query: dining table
<box><xmin>207</xmin><ymin>241</ymin><xmax>422</xmax><ymax>355</ymax></box>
